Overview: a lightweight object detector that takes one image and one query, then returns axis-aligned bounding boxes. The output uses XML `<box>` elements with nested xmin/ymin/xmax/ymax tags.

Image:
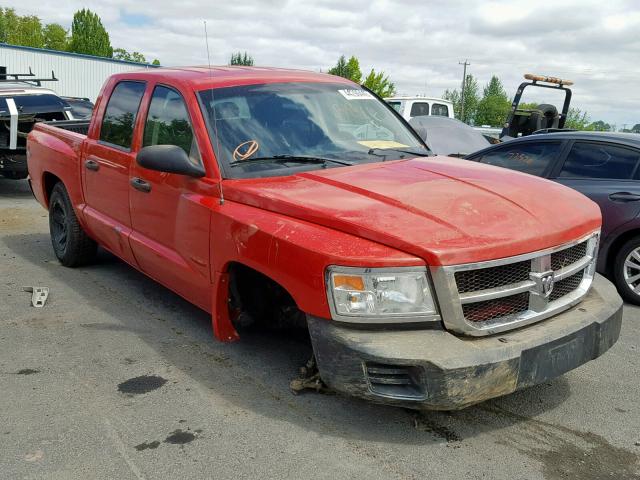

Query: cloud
<box><xmin>9</xmin><ymin>0</ymin><xmax>640</xmax><ymax>126</ymax></box>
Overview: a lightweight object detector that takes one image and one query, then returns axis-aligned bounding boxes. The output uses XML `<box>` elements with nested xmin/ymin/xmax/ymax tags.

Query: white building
<box><xmin>0</xmin><ymin>43</ymin><xmax>158</xmax><ymax>101</ymax></box>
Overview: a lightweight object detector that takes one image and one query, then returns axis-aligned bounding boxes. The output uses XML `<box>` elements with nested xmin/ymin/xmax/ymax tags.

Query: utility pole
<box><xmin>459</xmin><ymin>59</ymin><xmax>470</xmax><ymax>121</ymax></box>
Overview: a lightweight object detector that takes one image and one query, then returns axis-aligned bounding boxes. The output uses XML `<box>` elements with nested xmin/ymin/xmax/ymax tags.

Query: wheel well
<box><xmin>42</xmin><ymin>172</ymin><xmax>62</xmax><ymax>206</ymax></box>
<box><xmin>606</xmin><ymin>229</ymin><xmax>640</xmax><ymax>275</ymax></box>
<box><xmin>227</xmin><ymin>262</ymin><xmax>306</xmax><ymax>331</ymax></box>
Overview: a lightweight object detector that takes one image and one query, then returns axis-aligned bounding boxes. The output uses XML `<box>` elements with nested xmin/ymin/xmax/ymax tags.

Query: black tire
<box><xmin>48</xmin><ymin>182</ymin><xmax>97</xmax><ymax>267</ymax></box>
<box><xmin>612</xmin><ymin>236</ymin><xmax>640</xmax><ymax>305</ymax></box>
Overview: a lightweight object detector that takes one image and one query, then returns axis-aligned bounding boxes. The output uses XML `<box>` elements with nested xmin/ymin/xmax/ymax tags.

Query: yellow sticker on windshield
<box><xmin>357</xmin><ymin>140</ymin><xmax>410</xmax><ymax>149</ymax></box>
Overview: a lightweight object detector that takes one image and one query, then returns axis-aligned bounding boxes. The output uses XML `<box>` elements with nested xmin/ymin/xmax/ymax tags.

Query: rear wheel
<box><xmin>49</xmin><ymin>182</ymin><xmax>97</xmax><ymax>267</ymax></box>
<box><xmin>613</xmin><ymin>236</ymin><xmax>640</xmax><ymax>305</ymax></box>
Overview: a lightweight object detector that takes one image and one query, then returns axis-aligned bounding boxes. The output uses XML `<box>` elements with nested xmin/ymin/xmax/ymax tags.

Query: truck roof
<box><xmin>109</xmin><ymin>66</ymin><xmax>354</xmax><ymax>90</ymax></box>
<box><xmin>386</xmin><ymin>96</ymin><xmax>453</xmax><ymax>104</ymax></box>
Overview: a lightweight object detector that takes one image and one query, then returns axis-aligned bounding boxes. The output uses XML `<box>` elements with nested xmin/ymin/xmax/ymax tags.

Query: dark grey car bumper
<box><xmin>308</xmin><ymin>274</ymin><xmax>623</xmax><ymax>410</ymax></box>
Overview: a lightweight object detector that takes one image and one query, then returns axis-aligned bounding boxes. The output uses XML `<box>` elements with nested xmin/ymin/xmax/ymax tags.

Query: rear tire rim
<box><xmin>51</xmin><ymin>200</ymin><xmax>68</xmax><ymax>253</ymax></box>
<box><xmin>623</xmin><ymin>247</ymin><xmax>640</xmax><ymax>296</ymax></box>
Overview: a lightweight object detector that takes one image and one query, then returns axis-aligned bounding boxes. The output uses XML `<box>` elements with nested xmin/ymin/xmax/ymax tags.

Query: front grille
<box><xmin>549</xmin><ymin>271</ymin><xmax>584</xmax><ymax>302</ymax></box>
<box><xmin>462</xmin><ymin>292</ymin><xmax>529</xmax><ymax>323</ymax></box>
<box><xmin>455</xmin><ymin>260</ymin><xmax>531</xmax><ymax>294</ymax></box>
<box><xmin>435</xmin><ymin>234</ymin><xmax>598</xmax><ymax>335</ymax></box>
<box><xmin>551</xmin><ymin>242</ymin><xmax>588</xmax><ymax>271</ymax></box>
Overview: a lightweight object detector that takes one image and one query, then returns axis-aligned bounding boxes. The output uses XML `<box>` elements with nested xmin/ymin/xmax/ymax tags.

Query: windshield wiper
<box><xmin>230</xmin><ymin>155</ymin><xmax>353</xmax><ymax>167</ymax></box>
<box><xmin>368</xmin><ymin>147</ymin><xmax>431</xmax><ymax>158</ymax></box>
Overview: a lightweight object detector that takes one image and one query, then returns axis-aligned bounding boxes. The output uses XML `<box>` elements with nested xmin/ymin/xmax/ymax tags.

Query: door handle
<box><xmin>130</xmin><ymin>177</ymin><xmax>152</xmax><ymax>193</ymax></box>
<box><xmin>609</xmin><ymin>192</ymin><xmax>640</xmax><ymax>202</ymax></box>
<box><xmin>84</xmin><ymin>159</ymin><xmax>99</xmax><ymax>171</ymax></box>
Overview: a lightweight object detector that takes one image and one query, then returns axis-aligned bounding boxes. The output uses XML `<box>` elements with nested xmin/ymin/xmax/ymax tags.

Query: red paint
<box><xmin>27</xmin><ymin>67</ymin><xmax>602</xmax><ymax>342</ymax></box>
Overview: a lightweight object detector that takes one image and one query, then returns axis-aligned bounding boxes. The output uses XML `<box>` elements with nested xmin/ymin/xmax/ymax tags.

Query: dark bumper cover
<box><xmin>308</xmin><ymin>274</ymin><xmax>623</xmax><ymax>410</ymax></box>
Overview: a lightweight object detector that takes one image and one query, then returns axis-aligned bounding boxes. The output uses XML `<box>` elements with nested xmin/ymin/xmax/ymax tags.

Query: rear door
<box><xmin>469</xmin><ymin>139</ymin><xmax>566</xmax><ymax>177</ymax></box>
<box><xmin>82</xmin><ymin>80</ymin><xmax>147</xmax><ymax>265</ymax></box>
<box><xmin>551</xmin><ymin>140</ymin><xmax>640</xmax><ymax>239</ymax></box>
<box><xmin>128</xmin><ymin>84</ymin><xmax>212</xmax><ymax>310</ymax></box>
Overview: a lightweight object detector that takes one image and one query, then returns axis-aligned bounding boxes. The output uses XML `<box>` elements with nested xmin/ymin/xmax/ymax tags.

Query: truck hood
<box><xmin>223</xmin><ymin>157</ymin><xmax>601</xmax><ymax>266</ymax></box>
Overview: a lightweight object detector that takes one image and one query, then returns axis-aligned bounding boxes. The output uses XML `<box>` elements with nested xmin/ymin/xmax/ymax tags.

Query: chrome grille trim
<box><xmin>430</xmin><ymin>232</ymin><xmax>600</xmax><ymax>336</ymax></box>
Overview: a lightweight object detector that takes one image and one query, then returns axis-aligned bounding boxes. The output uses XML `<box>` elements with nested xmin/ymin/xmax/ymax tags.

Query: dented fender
<box><xmin>208</xmin><ymin>199</ymin><xmax>424</xmax><ymax>341</ymax></box>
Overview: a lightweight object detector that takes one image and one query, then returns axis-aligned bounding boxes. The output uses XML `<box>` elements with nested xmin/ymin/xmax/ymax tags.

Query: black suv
<box><xmin>466</xmin><ymin>131</ymin><xmax>640</xmax><ymax>304</ymax></box>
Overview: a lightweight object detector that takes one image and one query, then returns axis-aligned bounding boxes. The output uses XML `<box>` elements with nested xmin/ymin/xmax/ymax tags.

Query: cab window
<box><xmin>410</xmin><ymin>102</ymin><xmax>430</xmax><ymax>117</ymax></box>
<box><xmin>431</xmin><ymin>103</ymin><xmax>449</xmax><ymax>117</ymax></box>
<box><xmin>100</xmin><ymin>81</ymin><xmax>146</xmax><ymax>149</ymax></box>
<box><xmin>143</xmin><ymin>86</ymin><xmax>200</xmax><ymax>164</ymax></box>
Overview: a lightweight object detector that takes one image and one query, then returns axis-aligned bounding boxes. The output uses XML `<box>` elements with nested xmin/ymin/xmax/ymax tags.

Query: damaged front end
<box><xmin>307</xmin><ymin>274</ymin><xmax>622</xmax><ymax>410</ymax></box>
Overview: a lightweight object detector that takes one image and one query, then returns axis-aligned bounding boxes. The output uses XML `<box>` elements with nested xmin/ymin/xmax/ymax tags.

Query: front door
<box><xmin>128</xmin><ymin>85</ymin><xmax>212</xmax><ymax>310</ymax></box>
<box><xmin>82</xmin><ymin>80</ymin><xmax>146</xmax><ymax>266</ymax></box>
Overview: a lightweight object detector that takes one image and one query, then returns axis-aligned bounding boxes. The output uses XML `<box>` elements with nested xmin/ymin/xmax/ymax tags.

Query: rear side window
<box><xmin>410</xmin><ymin>102</ymin><xmax>430</xmax><ymax>117</ymax></box>
<box><xmin>431</xmin><ymin>103</ymin><xmax>449</xmax><ymax>117</ymax></box>
<box><xmin>559</xmin><ymin>142</ymin><xmax>640</xmax><ymax>180</ymax></box>
<box><xmin>143</xmin><ymin>86</ymin><xmax>200</xmax><ymax>163</ymax></box>
<box><xmin>474</xmin><ymin>141</ymin><xmax>561</xmax><ymax>176</ymax></box>
<box><xmin>100</xmin><ymin>81</ymin><xmax>146</xmax><ymax>149</ymax></box>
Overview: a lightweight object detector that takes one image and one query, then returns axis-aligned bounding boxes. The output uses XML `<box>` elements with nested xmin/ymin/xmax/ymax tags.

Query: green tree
<box><xmin>6</xmin><ymin>14</ymin><xmax>44</xmax><ymax>47</ymax></box>
<box><xmin>565</xmin><ymin>108</ymin><xmax>591</xmax><ymax>130</ymax></box>
<box><xmin>589</xmin><ymin>120</ymin><xmax>611</xmax><ymax>132</ymax></box>
<box><xmin>443</xmin><ymin>74</ymin><xmax>479</xmax><ymax>124</ymax></box>
<box><xmin>0</xmin><ymin>8</ymin><xmax>19</xmax><ymax>43</ymax></box>
<box><xmin>152</xmin><ymin>59</ymin><xmax>161</xmax><ymax>66</ymax></box>
<box><xmin>345</xmin><ymin>56</ymin><xmax>362</xmax><ymax>83</ymax></box>
<box><xmin>328</xmin><ymin>55</ymin><xmax>362</xmax><ymax>83</ymax></box>
<box><xmin>68</xmin><ymin>9</ymin><xmax>112</xmax><ymax>58</ymax></box>
<box><xmin>43</xmin><ymin>23</ymin><xmax>67</xmax><ymax>50</ymax></box>
<box><xmin>328</xmin><ymin>55</ymin><xmax>348</xmax><ymax>77</ymax></box>
<box><xmin>517</xmin><ymin>102</ymin><xmax>539</xmax><ymax>111</ymax></box>
<box><xmin>113</xmin><ymin>48</ymin><xmax>147</xmax><ymax>63</ymax></box>
<box><xmin>475</xmin><ymin>75</ymin><xmax>510</xmax><ymax>127</ymax></box>
<box><xmin>362</xmin><ymin>69</ymin><xmax>395</xmax><ymax>97</ymax></box>
<box><xmin>229</xmin><ymin>51</ymin><xmax>254</xmax><ymax>66</ymax></box>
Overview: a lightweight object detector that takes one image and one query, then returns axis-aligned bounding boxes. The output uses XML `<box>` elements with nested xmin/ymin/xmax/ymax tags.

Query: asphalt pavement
<box><xmin>1</xmin><ymin>178</ymin><xmax>639</xmax><ymax>480</ymax></box>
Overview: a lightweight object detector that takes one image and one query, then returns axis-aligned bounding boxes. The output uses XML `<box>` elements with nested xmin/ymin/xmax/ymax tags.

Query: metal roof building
<box><xmin>0</xmin><ymin>43</ymin><xmax>159</xmax><ymax>101</ymax></box>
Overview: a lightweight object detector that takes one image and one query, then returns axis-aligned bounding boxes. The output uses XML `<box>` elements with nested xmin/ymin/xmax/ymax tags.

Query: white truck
<box><xmin>385</xmin><ymin>95</ymin><xmax>454</xmax><ymax>121</ymax></box>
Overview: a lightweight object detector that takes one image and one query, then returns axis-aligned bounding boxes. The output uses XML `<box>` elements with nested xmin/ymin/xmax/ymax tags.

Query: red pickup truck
<box><xmin>27</xmin><ymin>67</ymin><xmax>623</xmax><ymax>409</ymax></box>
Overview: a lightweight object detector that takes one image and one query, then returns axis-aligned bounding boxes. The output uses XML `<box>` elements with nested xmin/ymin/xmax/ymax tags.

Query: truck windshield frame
<box><xmin>197</xmin><ymin>82</ymin><xmax>429</xmax><ymax>179</ymax></box>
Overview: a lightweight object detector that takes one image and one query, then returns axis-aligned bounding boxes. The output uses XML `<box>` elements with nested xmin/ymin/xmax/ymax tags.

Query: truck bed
<box><xmin>42</xmin><ymin>119</ymin><xmax>90</xmax><ymax>136</ymax></box>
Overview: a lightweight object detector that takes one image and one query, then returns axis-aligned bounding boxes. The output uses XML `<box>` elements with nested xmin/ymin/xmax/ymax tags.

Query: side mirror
<box><xmin>136</xmin><ymin>145</ymin><xmax>205</xmax><ymax>178</ymax></box>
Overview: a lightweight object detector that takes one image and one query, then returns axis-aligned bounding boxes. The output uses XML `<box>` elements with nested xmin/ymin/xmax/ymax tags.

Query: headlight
<box><xmin>326</xmin><ymin>266</ymin><xmax>440</xmax><ymax>324</ymax></box>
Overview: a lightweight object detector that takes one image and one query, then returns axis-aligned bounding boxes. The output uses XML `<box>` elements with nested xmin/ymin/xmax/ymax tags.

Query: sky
<box><xmin>11</xmin><ymin>0</ymin><xmax>640</xmax><ymax>128</ymax></box>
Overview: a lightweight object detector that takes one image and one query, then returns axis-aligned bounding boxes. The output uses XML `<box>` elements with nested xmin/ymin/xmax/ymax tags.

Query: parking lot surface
<box><xmin>1</xmin><ymin>178</ymin><xmax>639</xmax><ymax>480</ymax></box>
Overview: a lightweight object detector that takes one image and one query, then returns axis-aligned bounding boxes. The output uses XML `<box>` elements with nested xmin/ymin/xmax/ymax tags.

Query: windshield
<box><xmin>197</xmin><ymin>82</ymin><xmax>427</xmax><ymax>178</ymax></box>
<box><xmin>0</xmin><ymin>94</ymin><xmax>68</xmax><ymax>117</ymax></box>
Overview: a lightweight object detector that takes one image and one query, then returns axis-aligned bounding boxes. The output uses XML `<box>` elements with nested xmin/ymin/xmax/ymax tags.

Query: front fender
<box><xmin>209</xmin><ymin>200</ymin><xmax>423</xmax><ymax>341</ymax></box>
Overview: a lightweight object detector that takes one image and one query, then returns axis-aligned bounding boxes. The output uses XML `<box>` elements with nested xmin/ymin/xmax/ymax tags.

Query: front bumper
<box><xmin>308</xmin><ymin>274</ymin><xmax>623</xmax><ymax>410</ymax></box>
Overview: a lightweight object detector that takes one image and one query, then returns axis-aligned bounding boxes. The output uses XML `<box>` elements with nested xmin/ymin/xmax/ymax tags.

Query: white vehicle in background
<box><xmin>385</xmin><ymin>95</ymin><xmax>454</xmax><ymax>121</ymax></box>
